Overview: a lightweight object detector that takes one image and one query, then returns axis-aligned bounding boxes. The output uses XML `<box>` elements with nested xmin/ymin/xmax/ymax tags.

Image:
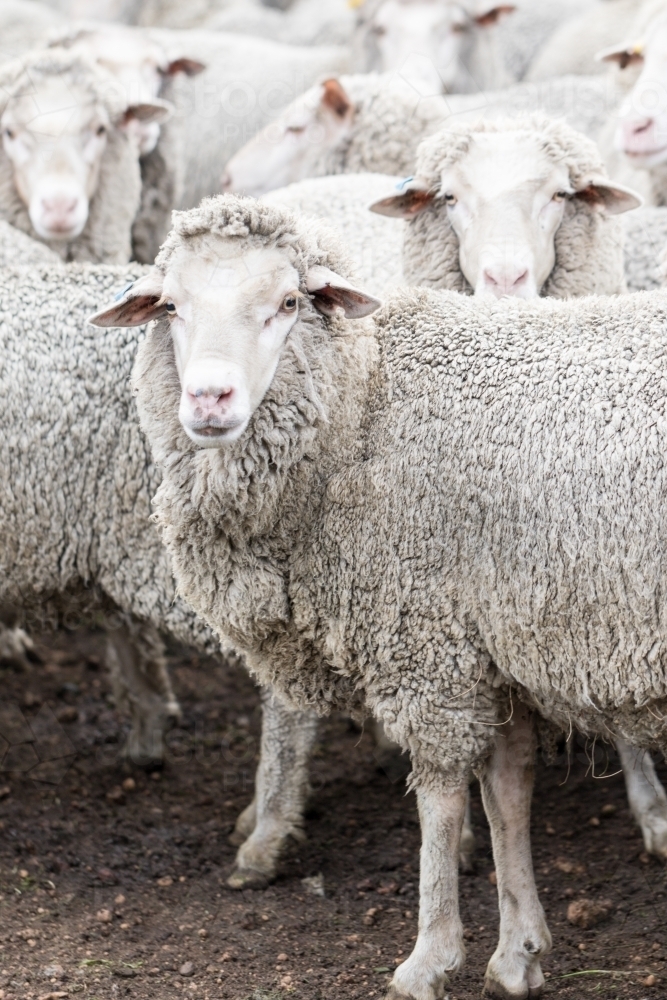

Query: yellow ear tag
<box><xmin>348</xmin><ymin>0</ymin><xmax>366</xmax><ymax>8</ymax></box>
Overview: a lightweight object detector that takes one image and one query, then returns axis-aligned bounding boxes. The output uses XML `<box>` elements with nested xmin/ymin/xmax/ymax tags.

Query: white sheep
<box><xmin>596</xmin><ymin>1</ymin><xmax>667</xmax><ymax>206</ymax></box>
<box><xmin>0</xmin><ymin>0</ymin><xmax>65</xmax><ymax>61</ymax></box>
<box><xmin>0</xmin><ymin>257</ymin><xmax>324</xmax><ymax>876</ymax></box>
<box><xmin>149</xmin><ymin>28</ymin><xmax>350</xmax><ymax>210</ymax></box>
<box><xmin>0</xmin><ymin>50</ymin><xmax>169</xmax><ymax>263</ymax></box>
<box><xmin>222</xmin><ymin>72</ymin><xmax>620</xmax><ymax>197</ymax></box>
<box><xmin>46</xmin><ymin>24</ymin><xmax>206</xmax><ymax>263</ymax></box>
<box><xmin>98</xmin><ymin>192</ymin><xmax>667</xmax><ymax>998</ymax></box>
<box><xmin>526</xmin><ymin>0</ymin><xmax>642</xmax><ymax>81</ymax></box>
<box><xmin>623</xmin><ymin>205</ymin><xmax>667</xmax><ymax>288</ymax></box>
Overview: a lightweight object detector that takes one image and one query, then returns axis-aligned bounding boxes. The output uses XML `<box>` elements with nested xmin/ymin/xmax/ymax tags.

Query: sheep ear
<box><xmin>474</xmin><ymin>5</ymin><xmax>516</xmax><ymax>28</ymax></box>
<box><xmin>595</xmin><ymin>43</ymin><xmax>644</xmax><ymax>69</ymax></box>
<box><xmin>574</xmin><ymin>176</ymin><xmax>644</xmax><ymax>215</ymax></box>
<box><xmin>163</xmin><ymin>58</ymin><xmax>206</xmax><ymax>77</ymax></box>
<box><xmin>88</xmin><ymin>270</ymin><xmax>167</xmax><ymax>328</ymax></box>
<box><xmin>369</xmin><ymin>185</ymin><xmax>435</xmax><ymax>219</ymax></box>
<box><xmin>306</xmin><ymin>266</ymin><xmax>381</xmax><ymax>319</ymax></box>
<box><xmin>121</xmin><ymin>100</ymin><xmax>173</xmax><ymax>127</ymax></box>
<box><xmin>320</xmin><ymin>78</ymin><xmax>353</xmax><ymax>119</ymax></box>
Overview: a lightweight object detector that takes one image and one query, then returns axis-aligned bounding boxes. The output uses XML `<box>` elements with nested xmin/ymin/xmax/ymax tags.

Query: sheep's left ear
<box><xmin>369</xmin><ymin>179</ymin><xmax>435</xmax><ymax>219</ymax></box>
<box><xmin>88</xmin><ymin>269</ymin><xmax>167</xmax><ymax>327</ymax></box>
<box><xmin>162</xmin><ymin>58</ymin><xmax>207</xmax><ymax>77</ymax></box>
<box><xmin>595</xmin><ymin>42</ymin><xmax>644</xmax><ymax>70</ymax></box>
<box><xmin>306</xmin><ymin>266</ymin><xmax>381</xmax><ymax>319</ymax></box>
<box><xmin>120</xmin><ymin>100</ymin><xmax>173</xmax><ymax>128</ymax></box>
<box><xmin>574</xmin><ymin>176</ymin><xmax>644</xmax><ymax>215</ymax></box>
<box><xmin>474</xmin><ymin>5</ymin><xmax>516</xmax><ymax>27</ymax></box>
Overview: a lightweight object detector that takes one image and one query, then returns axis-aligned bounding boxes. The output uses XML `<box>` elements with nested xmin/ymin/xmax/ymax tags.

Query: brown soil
<box><xmin>0</xmin><ymin>629</ymin><xmax>665</xmax><ymax>1000</ymax></box>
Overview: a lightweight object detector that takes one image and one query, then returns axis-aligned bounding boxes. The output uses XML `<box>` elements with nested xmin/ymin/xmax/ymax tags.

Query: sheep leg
<box><xmin>105</xmin><ymin>618</ymin><xmax>181</xmax><ymax>766</ymax></box>
<box><xmin>386</xmin><ymin>775</ymin><xmax>468</xmax><ymax>1000</ymax></box>
<box><xmin>0</xmin><ymin>623</ymin><xmax>36</xmax><ymax>671</ymax></box>
<box><xmin>481</xmin><ymin>704</ymin><xmax>551</xmax><ymax>999</ymax></box>
<box><xmin>459</xmin><ymin>789</ymin><xmax>476</xmax><ymax>873</ymax></box>
<box><xmin>227</xmin><ymin>688</ymin><xmax>318</xmax><ymax>890</ymax></box>
<box><xmin>617</xmin><ymin>738</ymin><xmax>667</xmax><ymax>860</ymax></box>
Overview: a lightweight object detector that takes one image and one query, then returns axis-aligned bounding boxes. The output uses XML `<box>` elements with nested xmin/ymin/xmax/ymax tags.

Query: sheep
<box><xmin>263</xmin><ymin>156</ymin><xmax>667</xmax><ymax>862</ymax></box>
<box><xmin>221</xmin><ymin>72</ymin><xmax>620</xmax><ymax>197</ymax></box>
<box><xmin>206</xmin><ymin>0</ymin><xmax>357</xmax><ymax>46</ymax></box>
<box><xmin>370</xmin><ymin>115</ymin><xmax>640</xmax><ymax>298</ymax></box>
<box><xmin>46</xmin><ymin>24</ymin><xmax>206</xmax><ymax>263</ymax></box>
<box><xmin>95</xmin><ymin>192</ymin><xmax>667</xmax><ymax>998</ymax></box>
<box><xmin>0</xmin><ymin>257</ymin><xmax>323</xmax><ymax>879</ymax></box>
<box><xmin>526</xmin><ymin>0</ymin><xmax>642</xmax><ymax>81</ymax></box>
<box><xmin>148</xmin><ymin>28</ymin><xmax>350</xmax><ymax>210</ymax></box>
<box><xmin>0</xmin><ymin>51</ymin><xmax>170</xmax><ymax>263</ymax></box>
<box><xmin>595</xmin><ymin>1</ymin><xmax>667</xmax><ymax>207</ymax></box>
<box><xmin>0</xmin><ymin>219</ymin><xmax>63</xmax><ymax>267</ymax></box>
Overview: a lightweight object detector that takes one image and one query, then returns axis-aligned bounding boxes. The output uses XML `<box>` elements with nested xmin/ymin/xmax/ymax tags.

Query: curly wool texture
<box><xmin>0</xmin><ymin>52</ymin><xmax>142</xmax><ymax>264</ymax></box>
<box><xmin>402</xmin><ymin>116</ymin><xmax>628</xmax><ymax>298</ymax></box>
<box><xmin>623</xmin><ymin>206</ymin><xmax>667</xmax><ymax>291</ymax></box>
<box><xmin>283</xmin><ymin>73</ymin><xmax>621</xmax><ymax>183</ymax></box>
<box><xmin>135</xmin><ymin>197</ymin><xmax>667</xmax><ymax>784</ymax></box>
<box><xmin>0</xmin><ymin>262</ymin><xmax>213</xmax><ymax>652</ymax></box>
<box><xmin>0</xmin><ymin>220</ymin><xmax>62</xmax><ymax>267</ymax></box>
<box><xmin>262</xmin><ymin>173</ymin><xmax>405</xmax><ymax>296</ymax></box>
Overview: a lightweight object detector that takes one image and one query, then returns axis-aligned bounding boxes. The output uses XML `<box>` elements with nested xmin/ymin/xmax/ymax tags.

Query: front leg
<box><xmin>480</xmin><ymin>704</ymin><xmax>551</xmax><ymax>999</ymax></box>
<box><xmin>617</xmin><ymin>738</ymin><xmax>667</xmax><ymax>859</ymax></box>
<box><xmin>228</xmin><ymin>687</ymin><xmax>318</xmax><ymax>889</ymax></box>
<box><xmin>387</xmin><ymin>773</ymin><xmax>468</xmax><ymax>1000</ymax></box>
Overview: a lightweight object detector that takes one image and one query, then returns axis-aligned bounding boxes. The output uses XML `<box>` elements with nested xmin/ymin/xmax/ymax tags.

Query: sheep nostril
<box><xmin>220</xmin><ymin>172</ymin><xmax>232</xmax><ymax>191</ymax></box>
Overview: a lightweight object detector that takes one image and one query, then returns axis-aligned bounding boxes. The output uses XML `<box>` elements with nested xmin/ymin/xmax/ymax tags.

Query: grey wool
<box><xmin>133</xmin><ymin>195</ymin><xmax>667</xmax><ymax>782</ymax></box>
<box><xmin>0</xmin><ymin>219</ymin><xmax>62</xmax><ymax>267</ymax></box>
<box><xmin>402</xmin><ymin>116</ymin><xmax>628</xmax><ymax>297</ymax></box>
<box><xmin>623</xmin><ymin>206</ymin><xmax>667</xmax><ymax>291</ymax></box>
<box><xmin>0</xmin><ymin>52</ymin><xmax>142</xmax><ymax>264</ymax></box>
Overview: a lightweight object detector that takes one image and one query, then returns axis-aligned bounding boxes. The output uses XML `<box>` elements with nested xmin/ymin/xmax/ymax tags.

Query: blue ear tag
<box><xmin>114</xmin><ymin>281</ymin><xmax>135</xmax><ymax>301</ymax></box>
<box><xmin>396</xmin><ymin>176</ymin><xmax>414</xmax><ymax>191</ymax></box>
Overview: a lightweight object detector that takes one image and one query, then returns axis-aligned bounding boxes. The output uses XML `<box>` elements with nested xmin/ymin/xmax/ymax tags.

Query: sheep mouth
<box><xmin>185</xmin><ymin>418</ymin><xmax>248</xmax><ymax>448</ymax></box>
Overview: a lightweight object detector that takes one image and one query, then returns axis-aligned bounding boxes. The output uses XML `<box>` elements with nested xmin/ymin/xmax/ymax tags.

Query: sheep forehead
<box><xmin>163</xmin><ymin>244</ymin><xmax>299</xmax><ymax>307</ymax></box>
<box><xmin>375</xmin><ymin>0</ymin><xmax>464</xmax><ymax>27</ymax></box>
<box><xmin>443</xmin><ymin>133</ymin><xmax>570</xmax><ymax>201</ymax></box>
<box><xmin>643</xmin><ymin>14</ymin><xmax>667</xmax><ymax>59</ymax></box>
<box><xmin>76</xmin><ymin>29</ymin><xmax>165</xmax><ymax>68</ymax></box>
<box><xmin>3</xmin><ymin>80</ymin><xmax>107</xmax><ymax>136</ymax></box>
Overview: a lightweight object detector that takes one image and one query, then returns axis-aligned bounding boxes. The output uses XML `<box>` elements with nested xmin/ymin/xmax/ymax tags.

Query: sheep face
<box><xmin>1</xmin><ymin>78</ymin><xmax>111</xmax><ymax>241</ymax></box>
<box><xmin>89</xmin><ymin>234</ymin><xmax>380</xmax><ymax>449</ymax></box>
<box><xmin>221</xmin><ymin>79</ymin><xmax>354</xmax><ymax>197</ymax></box>
<box><xmin>358</xmin><ymin>0</ymin><xmax>515</xmax><ymax>94</ymax></box>
<box><xmin>50</xmin><ymin>28</ymin><xmax>205</xmax><ymax>156</ymax></box>
<box><xmin>372</xmin><ymin>126</ymin><xmax>641</xmax><ymax>298</ymax></box>
<box><xmin>605</xmin><ymin>15</ymin><xmax>667</xmax><ymax>168</ymax></box>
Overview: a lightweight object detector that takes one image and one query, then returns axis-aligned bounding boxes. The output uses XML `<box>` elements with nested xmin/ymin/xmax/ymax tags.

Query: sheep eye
<box><xmin>286</xmin><ymin>125</ymin><xmax>306</xmax><ymax>135</ymax></box>
<box><xmin>281</xmin><ymin>294</ymin><xmax>298</xmax><ymax>313</ymax></box>
<box><xmin>96</xmin><ymin>124</ymin><xmax>106</xmax><ymax>136</ymax></box>
<box><xmin>371</xmin><ymin>24</ymin><xmax>387</xmax><ymax>36</ymax></box>
<box><xmin>553</xmin><ymin>191</ymin><xmax>568</xmax><ymax>202</ymax></box>
<box><xmin>165</xmin><ymin>302</ymin><xmax>176</xmax><ymax>314</ymax></box>
<box><xmin>444</xmin><ymin>193</ymin><xmax>457</xmax><ymax>206</ymax></box>
<box><xmin>4</xmin><ymin>128</ymin><xmax>14</xmax><ymax>140</ymax></box>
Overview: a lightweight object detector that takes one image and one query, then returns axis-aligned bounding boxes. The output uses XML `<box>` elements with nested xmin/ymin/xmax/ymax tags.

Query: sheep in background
<box><xmin>370</xmin><ymin>116</ymin><xmax>639</xmax><ymax>297</ymax></box>
<box><xmin>147</xmin><ymin>29</ymin><xmax>349</xmax><ymax>210</ymax></box>
<box><xmin>221</xmin><ymin>72</ymin><xmax>620</xmax><ymax>197</ymax></box>
<box><xmin>0</xmin><ymin>51</ymin><xmax>169</xmax><ymax>263</ymax></box>
<box><xmin>101</xmin><ymin>193</ymin><xmax>667</xmax><ymax>998</ymax></box>
<box><xmin>526</xmin><ymin>0</ymin><xmax>642</xmax><ymax>81</ymax></box>
<box><xmin>0</xmin><ymin>257</ymin><xmax>325</xmax><ymax>875</ymax></box>
<box><xmin>47</xmin><ymin>24</ymin><xmax>206</xmax><ymax>263</ymax></box>
<box><xmin>0</xmin><ymin>0</ymin><xmax>65</xmax><ymax>61</ymax></box>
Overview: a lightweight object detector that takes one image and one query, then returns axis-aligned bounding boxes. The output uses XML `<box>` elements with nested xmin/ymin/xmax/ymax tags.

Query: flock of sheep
<box><xmin>4</xmin><ymin>0</ymin><xmax>667</xmax><ymax>996</ymax></box>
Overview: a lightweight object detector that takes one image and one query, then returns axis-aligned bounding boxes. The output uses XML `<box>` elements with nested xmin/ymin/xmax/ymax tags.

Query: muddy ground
<box><xmin>0</xmin><ymin>629</ymin><xmax>664</xmax><ymax>1000</ymax></box>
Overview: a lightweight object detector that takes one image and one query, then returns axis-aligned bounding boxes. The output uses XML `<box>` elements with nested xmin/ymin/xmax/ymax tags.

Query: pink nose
<box><xmin>188</xmin><ymin>386</ymin><xmax>234</xmax><ymax>420</ymax></box>
<box><xmin>620</xmin><ymin>116</ymin><xmax>664</xmax><ymax>155</ymax></box>
<box><xmin>482</xmin><ymin>266</ymin><xmax>529</xmax><ymax>297</ymax></box>
<box><xmin>220</xmin><ymin>171</ymin><xmax>232</xmax><ymax>191</ymax></box>
<box><xmin>41</xmin><ymin>195</ymin><xmax>78</xmax><ymax>228</ymax></box>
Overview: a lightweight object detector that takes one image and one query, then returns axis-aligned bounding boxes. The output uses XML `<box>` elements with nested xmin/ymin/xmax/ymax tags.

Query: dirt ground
<box><xmin>0</xmin><ymin>630</ymin><xmax>664</xmax><ymax>1000</ymax></box>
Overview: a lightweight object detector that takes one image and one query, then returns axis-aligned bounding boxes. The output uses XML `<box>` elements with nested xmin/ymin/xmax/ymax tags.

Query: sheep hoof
<box><xmin>226</xmin><ymin>867</ymin><xmax>272</xmax><ymax>890</ymax></box>
<box><xmin>483</xmin><ymin>978</ymin><xmax>541</xmax><ymax>999</ymax></box>
<box><xmin>458</xmin><ymin>848</ymin><xmax>475</xmax><ymax>874</ymax></box>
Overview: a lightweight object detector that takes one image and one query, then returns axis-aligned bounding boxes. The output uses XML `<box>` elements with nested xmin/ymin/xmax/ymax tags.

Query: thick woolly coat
<box><xmin>0</xmin><ymin>53</ymin><xmax>142</xmax><ymax>264</ymax></box>
<box><xmin>133</xmin><ymin>197</ymin><xmax>667</xmax><ymax>787</ymax></box>
<box><xmin>403</xmin><ymin>117</ymin><xmax>629</xmax><ymax>297</ymax></box>
<box><xmin>0</xmin><ymin>262</ymin><xmax>211</xmax><ymax>651</ymax></box>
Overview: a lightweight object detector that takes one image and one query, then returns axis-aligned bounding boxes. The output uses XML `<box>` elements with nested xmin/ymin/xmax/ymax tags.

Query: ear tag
<box><xmin>114</xmin><ymin>281</ymin><xmax>135</xmax><ymax>302</ymax></box>
<box><xmin>396</xmin><ymin>176</ymin><xmax>415</xmax><ymax>191</ymax></box>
